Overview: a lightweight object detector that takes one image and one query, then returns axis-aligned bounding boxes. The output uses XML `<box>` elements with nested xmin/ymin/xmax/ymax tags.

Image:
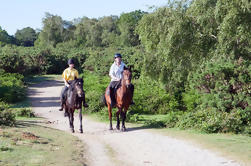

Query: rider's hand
<box><xmin>66</xmin><ymin>83</ymin><xmax>70</xmax><ymax>87</ymax></box>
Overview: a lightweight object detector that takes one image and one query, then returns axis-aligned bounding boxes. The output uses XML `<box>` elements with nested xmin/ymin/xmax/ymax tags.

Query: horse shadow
<box><xmin>115</xmin><ymin>125</ymin><xmax>156</xmax><ymax>132</ymax></box>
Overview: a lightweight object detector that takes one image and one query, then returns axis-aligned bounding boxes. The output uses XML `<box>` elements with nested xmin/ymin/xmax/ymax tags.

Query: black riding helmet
<box><xmin>68</xmin><ymin>58</ymin><xmax>74</xmax><ymax>65</ymax></box>
<box><xmin>114</xmin><ymin>53</ymin><xmax>122</xmax><ymax>59</ymax></box>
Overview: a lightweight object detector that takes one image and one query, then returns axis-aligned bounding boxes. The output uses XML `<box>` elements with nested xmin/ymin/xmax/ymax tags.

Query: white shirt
<box><xmin>109</xmin><ymin>61</ymin><xmax>125</xmax><ymax>81</ymax></box>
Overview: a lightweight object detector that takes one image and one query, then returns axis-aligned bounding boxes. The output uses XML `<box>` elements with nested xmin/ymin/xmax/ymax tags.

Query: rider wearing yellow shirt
<box><xmin>59</xmin><ymin>59</ymin><xmax>81</xmax><ymax>111</ymax></box>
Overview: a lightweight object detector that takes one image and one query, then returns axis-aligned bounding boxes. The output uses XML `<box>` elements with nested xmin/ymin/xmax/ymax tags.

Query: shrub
<box><xmin>0</xmin><ymin>71</ymin><xmax>26</xmax><ymax>103</ymax></box>
<box><xmin>15</xmin><ymin>108</ymin><xmax>35</xmax><ymax>117</ymax></box>
<box><xmin>0</xmin><ymin>102</ymin><xmax>16</xmax><ymax>126</ymax></box>
<box><xmin>131</xmin><ymin>76</ymin><xmax>179</xmax><ymax>114</ymax></box>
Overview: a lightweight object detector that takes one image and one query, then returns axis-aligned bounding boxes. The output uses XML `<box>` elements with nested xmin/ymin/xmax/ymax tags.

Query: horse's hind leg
<box><xmin>79</xmin><ymin>108</ymin><xmax>83</xmax><ymax>133</ymax></box>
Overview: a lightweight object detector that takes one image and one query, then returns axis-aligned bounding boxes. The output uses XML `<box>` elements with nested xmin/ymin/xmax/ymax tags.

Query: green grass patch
<box><xmin>0</xmin><ymin>120</ymin><xmax>86</xmax><ymax>166</ymax></box>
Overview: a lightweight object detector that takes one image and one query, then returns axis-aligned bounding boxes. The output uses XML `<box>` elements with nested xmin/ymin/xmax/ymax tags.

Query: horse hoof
<box><xmin>121</xmin><ymin>128</ymin><xmax>126</xmax><ymax>132</ymax></box>
<box><xmin>71</xmin><ymin>129</ymin><xmax>75</xmax><ymax>133</ymax></box>
<box><xmin>109</xmin><ymin>128</ymin><xmax>113</xmax><ymax>130</ymax></box>
<box><xmin>80</xmin><ymin>130</ymin><xmax>83</xmax><ymax>133</ymax></box>
<box><xmin>116</xmin><ymin>126</ymin><xmax>120</xmax><ymax>130</ymax></box>
<box><xmin>64</xmin><ymin>112</ymin><xmax>68</xmax><ymax>117</ymax></box>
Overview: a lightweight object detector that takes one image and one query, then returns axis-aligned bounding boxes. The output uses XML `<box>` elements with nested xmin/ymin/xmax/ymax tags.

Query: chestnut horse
<box><xmin>104</xmin><ymin>67</ymin><xmax>133</xmax><ymax>131</ymax></box>
<box><xmin>64</xmin><ymin>78</ymin><xmax>86</xmax><ymax>133</ymax></box>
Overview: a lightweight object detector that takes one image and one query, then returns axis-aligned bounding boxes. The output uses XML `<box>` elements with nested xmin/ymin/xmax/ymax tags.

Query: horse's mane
<box><xmin>69</xmin><ymin>78</ymin><xmax>83</xmax><ymax>91</ymax></box>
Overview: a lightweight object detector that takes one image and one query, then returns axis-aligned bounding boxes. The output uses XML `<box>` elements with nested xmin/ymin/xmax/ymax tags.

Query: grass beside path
<box><xmin>0</xmin><ymin>75</ymin><xmax>87</xmax><ymax>166</ymax></box>
<box><xmin>0</xmin><ymin>119</ymin><xmax>87</xmax><ymax>166</ymax></box>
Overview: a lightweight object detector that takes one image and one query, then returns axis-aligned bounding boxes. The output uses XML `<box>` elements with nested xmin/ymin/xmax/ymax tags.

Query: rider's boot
<box><xmin>82</xmin><ymin>93</ymin><xmax>89</xmax><ymax>108</ymax></box>
<box><xmin>59</xmin><ymin>101</ymin><xmax>64</xmax><ymax>111</ymax></box>
<box><xmin>83</xmin><ymin>103</ymin><xmax>89</xmax><ymax>108</ymax></box>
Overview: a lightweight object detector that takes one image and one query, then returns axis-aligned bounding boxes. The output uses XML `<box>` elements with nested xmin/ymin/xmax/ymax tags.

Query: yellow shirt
<box><xmin>62</xmin><ymin>67</ymin><xmax>79</xmax><ymax>81</ymax></box>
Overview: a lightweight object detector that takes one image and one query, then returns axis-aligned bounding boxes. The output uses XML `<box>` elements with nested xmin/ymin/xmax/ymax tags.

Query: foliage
<box><xmin>131</xmin><ymin>76</ymin><xmax>179</xmax><ymax>115</ymax></box>
<box><xmin>82</xmin><ymin>71</ymin><xmax>110</xmax><ymax>113</ymax></box>
<box><xmin>0</xmin><ymin>26</ymin><xmax>16</xmax><ymax>46</ymax></box>
<box><xmin>0</xmin><ymin>102</ymin><xmax>16</xmax><ymax>126</ymax></box>
<box><xmin>118</xmin><ymin>10</ymin><xmax>146</xmax><ymax>47</ymax></box>
<box><xmin>35</xmin><ymin>13</ymin><xmax>75</xmax><ymax>48</ymax></box>
<box><xmin>0</xmin><ymin>70</ymin><xmax>26</xmax><ymax>103</ymax></box>
<box><xmin>188</xmin><ymin>56</ymin><xmax>250</xmax><ymax>113</ymax></box>
<box><xmin>15</xmin><ymin>27</ymin><xmax>37</xmax><ymax>46</ymax></box>
<box><xmin>14</xmin><ymin>108</ymin><xmax>35</xmax><ymax>117</ymax></box>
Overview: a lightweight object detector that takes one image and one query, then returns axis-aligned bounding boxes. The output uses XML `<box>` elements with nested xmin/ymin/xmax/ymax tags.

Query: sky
<box><xmin>0</xmin><ymin>0</ymin><xmax>168</xmax><ymax>35</ymax></box>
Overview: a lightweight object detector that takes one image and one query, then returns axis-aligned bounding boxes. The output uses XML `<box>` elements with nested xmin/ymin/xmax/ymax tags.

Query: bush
<box><xmin>81</xmin><ymin>71</ymin><xmax>110</xmax><ymax>113</ymax></box>
<box><xmin>164</xmin><ymin>111</ymin><xmax>182</xmax><ymax>128</ymax></box>
<box><xmin>0</xmin><ymin>70</ymin><xmax>26</xmax><ymax>103</ymax></box>
<box><xmin>188</xmin><ymin>55</ymin><xmax>250</xmax><ymax>112</ymax></box>
<box><xmin>15</xmin><ymin>108</ymin><xmax>35</xmax><ymax>118</ymax></box>
<box><xmin>131</xmin><ymin>76</ymin><xmax>179</xmax><ymax>114</ymax></box>
<box><xmin>0</xmin><ymin>102</ymin><xmax>16</xmax><ymax>126</ymax></box>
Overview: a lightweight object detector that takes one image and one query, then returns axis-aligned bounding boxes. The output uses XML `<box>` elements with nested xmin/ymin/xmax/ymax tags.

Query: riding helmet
<box><xmin>114</xmin><ymin>53</ymin><xmax>122</xmax><ymax>59</ymax></box>
<box><xmin>68</xmin><ymin>58</ymin><xmax>74</xmax><ymax>65</ymax></box>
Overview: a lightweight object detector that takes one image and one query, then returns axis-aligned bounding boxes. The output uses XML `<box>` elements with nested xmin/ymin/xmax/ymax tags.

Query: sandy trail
<box><xmin>29</xmin><ymin>79</ymin><xmax>242</xmax><ymax>166</ymax></box>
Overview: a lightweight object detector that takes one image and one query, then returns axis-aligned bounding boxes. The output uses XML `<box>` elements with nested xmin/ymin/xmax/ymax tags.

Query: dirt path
<box><xmin>29</xmin><ymin>79</ymin><xmax>242</xmax><ymax>166</ymax></box>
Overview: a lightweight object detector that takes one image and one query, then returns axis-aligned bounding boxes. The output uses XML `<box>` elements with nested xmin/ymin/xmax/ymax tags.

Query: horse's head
<box><xmin>72</xmin><ymin>78</ymin><xmax>84</xmax><ymax>98</ymax></box>
<box><xmin>123</xmin><ymin>66</ymin><xmax>132</xmax><ymax>87</ymax></box>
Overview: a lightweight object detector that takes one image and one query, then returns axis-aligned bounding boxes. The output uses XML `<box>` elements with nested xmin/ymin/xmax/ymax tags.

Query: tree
<box><xmin>99</xmin><ymin>15</ymin><xmax>119</xmax><ymax>47</ymax></box>
<box><xmin>118</xmin><ymin>10</ymin><xmax>146</xmax><ymax>46</ymax></box>
<box><xmin>0</xmin><ymin>26</ymin><xmax>16</xmax><ymax>46</ymax></box>
<box><xmin>35</xmin><ymin>13</ymin><xmax>75</xmax><ymax>47</ymax></box>
<box><xmin>15</xmin><ymin>27</ymin><xmax>37</xmax><ymax>46</ymax></box>
<box><xmin>136</xmin><ymin>3</ymin><xmax>198</xmax><ymax>92</ymax></box>
<box><xmin>74</xmin><ymin>17</ymin><xmax>102</xmax><ymax>47</ymax></box>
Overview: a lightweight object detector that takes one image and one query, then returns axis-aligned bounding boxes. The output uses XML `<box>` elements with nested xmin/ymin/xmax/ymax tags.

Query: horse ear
<box><xmin>124</xmin><ymin>66</ymin><xmax>129</xmax><ymax>70</ymax></box>
<box><xmin>129</xmin><ymin>66</ymin><xmax>132</xmax><ymax>71</ymax></box>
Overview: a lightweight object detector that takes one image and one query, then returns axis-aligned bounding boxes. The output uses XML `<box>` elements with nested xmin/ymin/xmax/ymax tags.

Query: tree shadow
<box><xmin>30</xmin><ymin>80</ymin><xmax>64</xmax><ymax>88</ymax></box>
<box><xmin>30</xmin><ymin>97</ymin><xmax>61</xmax><ymax>107</ymax></box>
<box><xmin>15</xmin><ymin>120</ymin><xmax>47</xmax><ymax>128</ymax></box>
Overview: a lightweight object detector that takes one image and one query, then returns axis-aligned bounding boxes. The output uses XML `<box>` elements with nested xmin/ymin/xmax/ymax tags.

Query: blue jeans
<box><xmin>60</xmin><ymin>86</ymin><xmax>68</xmax><ymax>102</ymax></box>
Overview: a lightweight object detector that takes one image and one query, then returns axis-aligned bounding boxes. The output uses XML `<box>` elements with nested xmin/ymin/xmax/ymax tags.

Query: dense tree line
<box><xmin>0</xmin><ymin>0</ymin><xmax>250</xmax><ymax>134</ymax></box>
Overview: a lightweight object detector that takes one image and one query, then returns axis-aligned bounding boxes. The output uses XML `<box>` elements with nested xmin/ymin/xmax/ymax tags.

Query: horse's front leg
<box><xmin>79</xmin><ymin>108</ymin><xmax>83</xmax><ymax>133</ymax></box>
<box><xmin>116</xmin><ymin>108</ymin><xmax>121</xmax><ymax>130</ymax></box>
<box><xmin>121</xmin><ymin>108</ymin><xmax>127</xmax><ymax>132</ymax></box>
<box><xmin>69</xmin><ymin>110</ymin><xmax>75</xmax><ymax>133</ymax></box>
<box><xmin>108</xmin><ymin>105</ymin><xmax>113</xmax><ymax>130</ymax></box>
<box><xmin>64</xmin><ymin>104</ymin><xmax>68</xmax><ymax>117</ymax></box>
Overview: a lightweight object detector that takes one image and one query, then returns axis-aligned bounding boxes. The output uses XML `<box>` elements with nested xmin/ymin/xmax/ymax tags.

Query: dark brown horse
<box><xmin>64</xmin><ymin>78</ymin><xmax>86</xmax><ymax>133</ymax></box>
<box><xmin>104</xmin><ymin>67</ymin><xmax>133</xmax><ymax>131</ymax></box>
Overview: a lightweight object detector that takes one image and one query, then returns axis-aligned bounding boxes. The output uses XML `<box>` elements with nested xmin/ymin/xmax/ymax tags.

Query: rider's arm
<box><xmin>64</xmin><ymin>79</ymin><xmax>70</xmax><ymax>87</ymax></box>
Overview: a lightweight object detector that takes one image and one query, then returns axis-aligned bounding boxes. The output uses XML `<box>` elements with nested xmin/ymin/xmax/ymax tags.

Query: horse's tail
<box><xmin>101</xmin><ymin>94</ymin><xmax>107</xmax><ymax>106</ymax></box>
